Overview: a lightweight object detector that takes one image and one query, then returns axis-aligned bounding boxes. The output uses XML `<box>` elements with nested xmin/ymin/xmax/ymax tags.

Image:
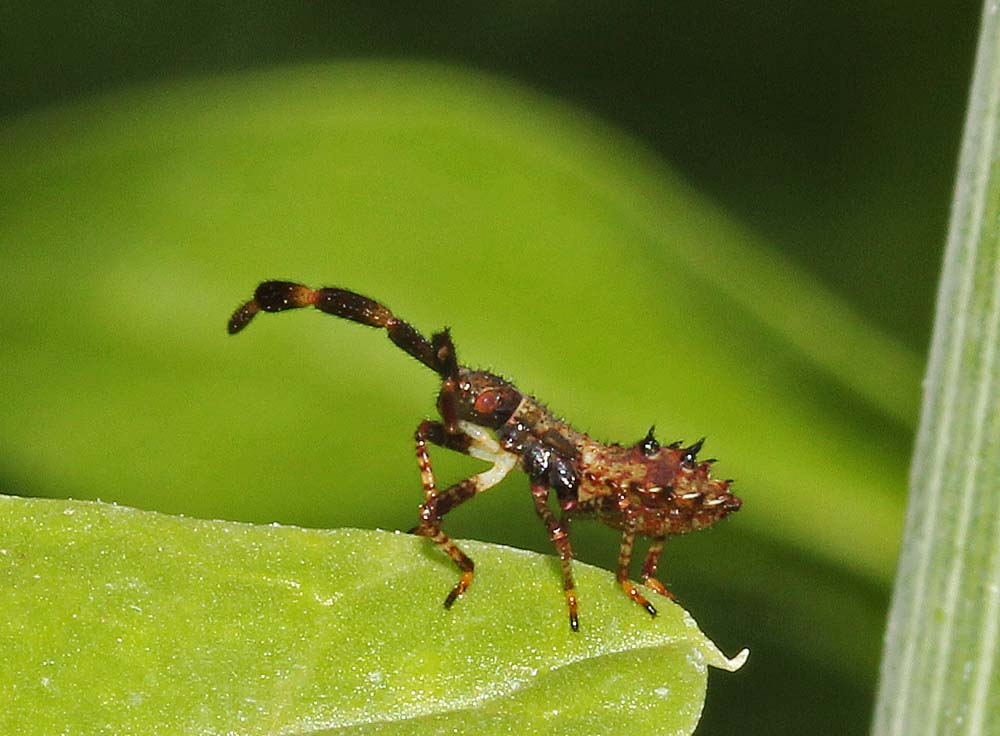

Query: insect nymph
<box><xmin>229</xmin><ymin>281</ymin><xmax>741</xmax><ymax>631</ymax></box>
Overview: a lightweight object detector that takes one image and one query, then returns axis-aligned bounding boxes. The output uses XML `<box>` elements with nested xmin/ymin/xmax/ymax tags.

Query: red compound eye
<box><xmin>474</xmin><ymin>391</ymin><xmax>499</xmax><ymax>414</ymax></box>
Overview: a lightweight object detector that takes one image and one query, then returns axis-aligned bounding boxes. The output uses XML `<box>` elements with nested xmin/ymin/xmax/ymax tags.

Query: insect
<box><xmin>229</xmin><ymin>281</ymin><xmax>741</xmax><ymax>631</ymax></box>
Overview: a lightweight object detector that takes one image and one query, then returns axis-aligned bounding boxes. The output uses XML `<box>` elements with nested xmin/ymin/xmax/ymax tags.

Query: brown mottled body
<box><xmin>229</xmin><ymin>280</ymin><xmax>741</xmax><ymax>631</ymax></box>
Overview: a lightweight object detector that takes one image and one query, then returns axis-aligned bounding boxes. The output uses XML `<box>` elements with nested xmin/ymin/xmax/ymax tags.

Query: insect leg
<box><xmin>639</xmin><ymin>536</ymin><xmax>676</xmax><ymax>600</ymax></box>
<box><xmin>413</xmin><ymin>419</ymin><xmax>517</xmax><ymax>608</ymax></box>
<box><xmin>617</xmin><ymin>518</ymin><xmax>658</xmax><ymax>618</ymax></box>
<box><xmin>529</xmin><ymin>483</ymin><xmax>580</xmax><ymax>631</ymax></box>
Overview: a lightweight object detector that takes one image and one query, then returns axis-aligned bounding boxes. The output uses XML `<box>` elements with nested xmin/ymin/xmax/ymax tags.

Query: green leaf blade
<box><xmin>872</xmin><ymin>2</ymin><xmax>1000</xmax><ymax>734</ymax></box>
<box><xmin>1</xmin><ymin>495</ymin><xmax>745</xmax><ymax>735</ymax></box>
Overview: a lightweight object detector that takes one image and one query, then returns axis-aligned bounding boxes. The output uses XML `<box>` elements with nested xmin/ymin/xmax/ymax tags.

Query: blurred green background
<box><xmin>0</xmin><ymin>3</ymin><xmax>983</xmax><ymax>734</ymax></box>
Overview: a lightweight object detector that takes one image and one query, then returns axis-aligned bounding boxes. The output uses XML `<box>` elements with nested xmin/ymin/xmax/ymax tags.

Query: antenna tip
<box><xmin>227</xmin><ymin>300</ymin><xmax>260</xmax><ymax>334</ymax></box>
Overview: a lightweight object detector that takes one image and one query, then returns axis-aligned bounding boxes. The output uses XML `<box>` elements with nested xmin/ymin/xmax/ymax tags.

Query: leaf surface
<box><xmin>0</xmin><ymin>495</ymin><xmax>745</xmax><ymax>735</ymax></box>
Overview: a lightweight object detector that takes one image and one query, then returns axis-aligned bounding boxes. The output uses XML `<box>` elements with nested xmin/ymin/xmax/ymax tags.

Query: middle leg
<box><xmin>529</xmin><ymin>483</ymin><xmax>580</xmax><ymax>631</ymax></box>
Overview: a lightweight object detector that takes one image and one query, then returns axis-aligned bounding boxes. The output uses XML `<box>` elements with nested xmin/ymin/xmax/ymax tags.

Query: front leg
<box><xmin>413</xmin><ymin>419</ymin><xmax>517</xmax><ymax>608</ymax></box>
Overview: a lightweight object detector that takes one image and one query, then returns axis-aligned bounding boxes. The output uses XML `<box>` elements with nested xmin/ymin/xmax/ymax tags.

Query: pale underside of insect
<box><xmin>229</xmin><ymin>281</ymin><xmax>741</xmax><ymax>631</ymax></box>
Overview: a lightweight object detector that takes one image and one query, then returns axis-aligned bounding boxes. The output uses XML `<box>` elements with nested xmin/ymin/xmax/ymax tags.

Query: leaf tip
<box><xmin>717</xmin><ymin>647</ymin><xmax>750</xmax><ymax>672</ymax></box>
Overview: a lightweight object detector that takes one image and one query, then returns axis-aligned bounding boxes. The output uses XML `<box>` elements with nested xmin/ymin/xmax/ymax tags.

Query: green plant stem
<box><xmin>872</xmin><ymin>2</ymin><xmax>1000</xmax><ymax>734</ymax></box>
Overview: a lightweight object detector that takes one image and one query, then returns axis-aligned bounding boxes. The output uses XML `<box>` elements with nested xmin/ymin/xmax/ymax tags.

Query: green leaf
<box><xmin>872</xmin><ymin>5</ymin><xmax>1000</xmax><ymax>734</ymax></box>
<box><xmin>0</xmin><ymin>494</ymin><xmax>745</xmax><ymax>735</ymax></box>
<box><xmin>0</xmin><ymin>61</ymin><xmax>912</xmax><ymax>727</ymax></box>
